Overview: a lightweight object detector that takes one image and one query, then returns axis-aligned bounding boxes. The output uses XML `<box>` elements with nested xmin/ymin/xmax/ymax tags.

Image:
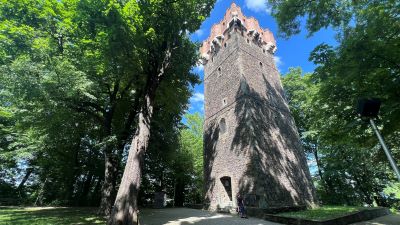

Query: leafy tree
<box><xmin>138</xmin><ymin>112</ymin><xmax>203</xmax><ymax>208</ymax></box>
<box><xmin>282</xmin><ymin>68</ymin><xmax>324</xmax><ymax>182</ymax></box>
<box><xmin>0</xmin><ymin>1</ymin><xmax>210</xmax><ymax>220</ymax></box>
<box><xmin>108</xmin><ymin>0</ymin><xmax>214</xmax><ymax>223</ymax></box>
<box><xmin>175</xmin><ymin>113</ymin><xmax>204</xmax><ymax>205</ymax></box>
<box><xmin>283</xmin><ymin>67</ymin><xmax>396</xmax><ymax>206</ymax></box>
<box><xmin>273</xmin><ymin>0</ymin><xmax>399</xmax><ymax>206</ymax></box>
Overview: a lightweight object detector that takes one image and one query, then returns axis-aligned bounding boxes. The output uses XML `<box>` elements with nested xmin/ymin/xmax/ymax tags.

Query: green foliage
<box><xmin>140</xmin><ymin>113</ymin><xmax>204</xmax><ymax>206</ymax></box>
<box><xmin>385</xmin><ymin>183</ymin><xmax>400</xmax><ymax>199</ymax></box>
<box><xmin>277</xmin><ymin>205</ymin><xmax>368</xmax><ymax>221</ymax></box>
<box><xmin>268</xmin><ymin>0</ymin><xmax>353</xmax><ymax>37</ymax></box>
<box><xmin>283</xmin><ymin>67</ymin><xmax>395</xmax><ymax>207</ymax></box>
<box><xmin>0</xmin><ymin>207</ymin><xmax>105</xmax><ymax>225</ymax></box>
<box><xmin>276</xmin><ymin>0</ymin><xmax>399</xmax><ymax>208</ymax></box>
<box><xmin>177</xmin><ymin>113</ymin><xmax>204</xmax><ymax>203</ymax></box>
<box><xmin>0</xmin><ymin>0</ymin><xmax>213</xmax><ymax>208</ymax></box>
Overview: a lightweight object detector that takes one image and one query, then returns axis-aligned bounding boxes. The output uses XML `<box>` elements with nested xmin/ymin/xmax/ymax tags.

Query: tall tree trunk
<box><xmin>80</xmin><ymin>172</ymin><xmax>94</xmax><ymax>205</ymax></box>
<box><xmin>34</xmin><ymin>178</ymin><xmax>48</xmax><ymax>206</ymax></box>
<box><xmin>99</xmin><ymin>100</ymin><xmax>140</xmax><ymax>216</ymax></box>
<box><xmin>92</xmin><ymin>177</ymin><xmax>103</xmax><ymax>202</ymax></box>
<box><xmin>99</xmin><ymin>149</ymin><xmax>117</xmax><ymax>216</ymax></box>
<box><xmin>108</xmin><ymin>94</ymin><xmax>154</xmax><ymax>225</ymax></box>
<box><xmin>99</xmin><ymin>98</ymin><xmax>118</xmax><ymax>216</ymax></box>
<box><xmin>313</xmin><ymin>142</ymin><xmax>324</xmax><ymax>182</ymax></box>
<box><xmin>174</xmin><ymin>177</ymin><xmax>185</xmax><ymax>207</ymax></box>
<box><xmin>17</xmin><ymin>168</ymin><xmax>33</xmax><ymax>190</ymax></box>
<box><xmin>313</xmin><ymin>145</ymin><xmax>327</xmax><ymax>192</ymax></box>
<box><xmin>108</xmin><ymin>46</ymin><xmax>172</xmax><ymax>225</ymax></box>
<box><xmin>313</xmin><ymin>140</ymin><xmax>334</xmax><ymax>195</ymax></box>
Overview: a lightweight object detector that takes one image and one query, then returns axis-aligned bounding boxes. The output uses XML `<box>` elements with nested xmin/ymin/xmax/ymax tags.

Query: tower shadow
<box><xmin>230</xmin><ymin>74</ymin><xmax>316</xmax><ymax>209</ymax></box>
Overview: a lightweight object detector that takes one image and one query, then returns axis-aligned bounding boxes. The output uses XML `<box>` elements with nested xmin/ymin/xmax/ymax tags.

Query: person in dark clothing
<box><xmin>236</xmin><ymin>193</ymin><xmax>247</xmax><ymax>218</ymax></box>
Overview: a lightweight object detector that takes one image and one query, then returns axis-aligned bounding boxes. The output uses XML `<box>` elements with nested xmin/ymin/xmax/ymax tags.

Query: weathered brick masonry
<box><xmin>202</xmin><ymin>3</ymin><xmax>317</xmax><ymax>212</ymax></box>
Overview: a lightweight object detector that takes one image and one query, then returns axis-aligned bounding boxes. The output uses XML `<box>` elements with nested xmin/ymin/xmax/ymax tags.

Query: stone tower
<box><xmin>201</xmin><ymin>3</ymin><xmax>316</xmax><ymax>212</ymax></box>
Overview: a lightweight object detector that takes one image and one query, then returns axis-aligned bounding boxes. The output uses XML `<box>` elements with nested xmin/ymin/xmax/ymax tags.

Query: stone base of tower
<box><xmin>203</xmin><ymin>204</ymin><xmax>307</xmax><ymax>216</ymax></box>
<box><xmin>203</xmin><ymin>97</ymin><xmax>317</xmax><ymax>214</ymax></box>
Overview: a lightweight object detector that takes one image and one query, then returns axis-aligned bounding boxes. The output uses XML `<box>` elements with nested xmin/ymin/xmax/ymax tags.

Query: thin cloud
<box><xmin>245</xmin><ymin>0</ymin><xmax>272</xmax><ymax>14</ymax></box>
<box><xmin>194</xmin><ymin>64</ymin><xmax>204</xmax><ymax>72</ymax></box>
<box><xmin>274</xmin><ymin>56</ymin><xmax>283</xmax><ymax>72</ymax></box>
<box><xmin>190</xmin><ymin>92</ymin><xmax>204</xmax><ymax>103</ymax></box>
<box><xmin>194</xmin><ymin>29</ymin><xmax>204</xmax><ymax>38</ymax></box>
<box><xmin>189</xmin><ymin>92</ymin><xmax>205</xmax><ymax>114</ymax></box>
<box><xmin>274</xmin><ymin>56</ymin><xmax>282</xmax><ymax>67</ymax></box>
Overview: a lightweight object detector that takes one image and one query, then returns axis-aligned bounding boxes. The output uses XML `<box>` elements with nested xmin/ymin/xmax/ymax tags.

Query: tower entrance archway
<box><xmin>220</xmin><ymin>176</ymin><xmax>232</xmax><ymax>201</ymax></box>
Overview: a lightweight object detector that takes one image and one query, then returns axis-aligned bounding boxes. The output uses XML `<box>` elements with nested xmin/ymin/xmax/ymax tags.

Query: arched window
<box><xmin>222</xmin><ymin>98</ymin><xmax>227</xmax><ymax>106</ymax></box>
<box><xmin>219</xmin><ymin>118</ymin><xmax>226</xmax><ymax>134</ymax></box>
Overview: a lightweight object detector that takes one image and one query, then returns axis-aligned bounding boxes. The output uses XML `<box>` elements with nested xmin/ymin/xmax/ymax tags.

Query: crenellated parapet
<box><xmin>200</xmin><ymin>3</ymin><xmax>277</xmax><ymax>65</ymax></box>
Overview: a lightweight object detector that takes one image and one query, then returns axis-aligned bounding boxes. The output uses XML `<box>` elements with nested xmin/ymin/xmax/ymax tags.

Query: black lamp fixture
<box><xmin>357</xmin><ymin>98</ymin><xmax>381</xmax><ymax>118</ymax></box>
<box><xmin>357</xmin><ymin>98</ymin><xmax>400</xmax><ymax>181</ymax></box>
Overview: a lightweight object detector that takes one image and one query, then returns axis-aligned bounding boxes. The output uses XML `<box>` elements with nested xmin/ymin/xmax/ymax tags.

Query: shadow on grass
<box><xmin>0</xmin><ymin>207</ymin><xmax>105</xmax><ymax>225</ymax></box>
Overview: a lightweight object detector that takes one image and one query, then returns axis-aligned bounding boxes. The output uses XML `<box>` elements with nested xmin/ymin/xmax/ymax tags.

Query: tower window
<box><xmin>247</xmin><ymin>39</ymin><xmax>250</xmax><ymax>44</ymax></box>
<box><xmin>222</xmin><ymin>98</ymin><xmax>227</xmax><ymax>106</ymax></box>
<box><xmin>219</xmin><ymin>118</ymin><xmax>226</xmax><ymax>134</ymax></box>
<box><xmin>218</xmin><ymin>67</ymin><xmax>222</xmax><ymax>75</ymax></box>
<box><xmin>259</xmin><ymin>62</ymin><xmax>263</xmax><ymax>67</ymax></box>
<box><xmin>224</xmin><ymin>43</ymin><xmax>227</xmax><ymax>48</ymax></box>
<box><xmin>263</xmin><ymin>49</ymin><xmax>266</xmax><ymax>53</ymax></box>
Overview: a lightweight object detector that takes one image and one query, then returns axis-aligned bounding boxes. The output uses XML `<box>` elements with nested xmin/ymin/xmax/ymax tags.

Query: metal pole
<box><xmin>369</xmin><ymin>119</ymin><xmax>400</xmax><ymax>181</ymax></box>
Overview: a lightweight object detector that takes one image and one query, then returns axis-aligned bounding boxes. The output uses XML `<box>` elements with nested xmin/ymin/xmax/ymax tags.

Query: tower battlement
<box><xmin>200</xmin><ymin>3</ymin><xmax>276</xmax><ymax>65</ymax></box>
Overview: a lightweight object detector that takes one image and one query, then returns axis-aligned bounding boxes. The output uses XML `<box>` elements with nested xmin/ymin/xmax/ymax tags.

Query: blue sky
<box><xmin>188</xmin><ymin>0</ymin><xmax>338</xmax><ymax>115</ymax></box>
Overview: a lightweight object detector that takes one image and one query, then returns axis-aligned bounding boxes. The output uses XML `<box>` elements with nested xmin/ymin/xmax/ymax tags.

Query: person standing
<box><xmin>236</xmin><ymin>193</ymin><xmax>247</xmax><ymax>218</ymax></box>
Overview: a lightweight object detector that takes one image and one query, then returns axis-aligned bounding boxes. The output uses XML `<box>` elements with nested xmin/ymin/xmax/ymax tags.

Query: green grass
<box><xmin>277</xmin><ymin>205</ymin><xmax>371</xmax><ymax>221</ymax></box>
<box><xmin>0</xmin><ymin>207</ymin><xmax>106</xmax><ymax>225</ymax></box>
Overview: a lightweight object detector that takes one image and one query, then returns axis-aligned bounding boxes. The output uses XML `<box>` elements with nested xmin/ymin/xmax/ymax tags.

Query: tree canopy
<box><xmin>276</xmin><ymin>0</ymin><xmax>400</xmax><ymax>207</ymax></box>
<box><xmin>0</xmin><ymin>1</ymin><xmax>214</xmax><ymax>221</ymax></box>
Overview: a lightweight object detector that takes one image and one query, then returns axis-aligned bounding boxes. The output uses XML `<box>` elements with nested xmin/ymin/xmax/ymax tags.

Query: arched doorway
<box><xmin>220</xmin><ymin>176</ymin><xmax>232</xmax><ymax>201</ymax></box>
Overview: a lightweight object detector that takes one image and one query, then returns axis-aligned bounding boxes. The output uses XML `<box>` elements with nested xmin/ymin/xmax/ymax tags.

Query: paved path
<box><xmin>350</xmin><ymin>214</ymin><xmax>400</xmax><ymax>225</ymax></box>
<box><xmin>140</xmin><ymin>208</ymin><xmax>282</xmax><ymax>225</ymax></box>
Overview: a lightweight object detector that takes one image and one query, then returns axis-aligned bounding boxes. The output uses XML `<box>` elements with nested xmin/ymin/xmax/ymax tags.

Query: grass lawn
<box><xmin>0</xmin><ymin>207</ymin><xmax>106</xmax><ymax>225</ymax></box>
<box><xmin>276</xmin><ymin>205</ymin><xmax>372</xmax><ymax>221</ymax></box>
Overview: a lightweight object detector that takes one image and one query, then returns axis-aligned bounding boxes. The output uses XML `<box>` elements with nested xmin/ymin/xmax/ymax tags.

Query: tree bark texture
<box><xmin>99</xmin><ymin>150</ymin><xmax>118</xmax><ymax>216</ymax></box>
<box><xmin>313</xmin><ymin>147</ymin><xmax>324</xmax><ymax>183</ymax></box>
<box><xmin>108</xmin><ymin>95</ymin><xmax>153</xmax><ymax>225</ymax></box>
<box><xmin>174</xmin><ymin>177</ymin><xmax>185</xmax><ymax>207</ymax></box>
<box><xmin>108</xmin><ymin>46</ymin><xmax>171</xmax><ymax>225</ymax></box>
<box><xmin>99</xmin><ymin>99</ymin><xmax>118</xmax><ymax>216</ymax></box>
<box><xmin>17</xmin><ymin>168</ymin><xmax>33</xmax><ymax>190</ymax></box>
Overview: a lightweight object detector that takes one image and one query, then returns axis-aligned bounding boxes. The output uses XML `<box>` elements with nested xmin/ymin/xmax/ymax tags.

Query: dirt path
<box><xmin>140</xmin><ymin>208</ymin><xmax>283</xmax><ymax>225</ymax></box>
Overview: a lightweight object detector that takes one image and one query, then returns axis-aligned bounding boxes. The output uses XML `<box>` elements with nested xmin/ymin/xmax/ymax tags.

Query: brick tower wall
<box><xmin>202</xmin><ymin>3</ymin><xmax>316</xmax><ymax>211</ymax></box>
